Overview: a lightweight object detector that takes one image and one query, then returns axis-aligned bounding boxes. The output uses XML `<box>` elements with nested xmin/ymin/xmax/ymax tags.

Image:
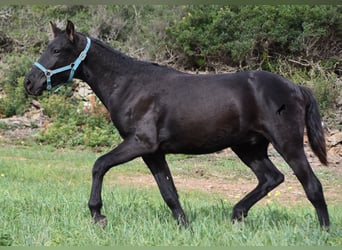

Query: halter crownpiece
<box><xmin>34</xmin><ymin>36</ymin><xmax>91</xmax><ymax>91</ymax></box>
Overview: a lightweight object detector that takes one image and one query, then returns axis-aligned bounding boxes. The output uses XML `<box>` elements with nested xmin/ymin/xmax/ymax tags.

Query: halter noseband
<box><xmin>34</xmin><ymin>37</ymin><xmax>91</xmax><ymax>92</ymax></box>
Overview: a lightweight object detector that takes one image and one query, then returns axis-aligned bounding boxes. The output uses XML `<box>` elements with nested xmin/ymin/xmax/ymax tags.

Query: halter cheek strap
<box><xmin>34</xmin><ymin>37</ymin><xmax>91</xmax><ymax>92</ymax></box>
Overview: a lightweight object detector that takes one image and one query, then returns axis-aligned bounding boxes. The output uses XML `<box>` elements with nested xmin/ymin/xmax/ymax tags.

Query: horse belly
<box><xmin>159</xmin><ymin>110</ymin><xmax>245</xmax><ymax>154</ymax></box>
<box><xmin>160</xmin><ymin>128</ymin><xmax>244</xmax><ymax>154</ymax></box>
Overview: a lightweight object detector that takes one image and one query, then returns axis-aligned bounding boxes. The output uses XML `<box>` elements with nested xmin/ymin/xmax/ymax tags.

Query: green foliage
<box><xmin>0</xmin><ymin>54</ymin><xmax>33</xmax><ymax>86</ymax></box>
<box><xmin>0</xmin><ymin>233</ymin><xmax>12</xmax><ymax>246</ymax></box>
<box><xmin>0</xmin><ymin>76</ymin><xmax>31</xmax><ymax>118</ymax></box>
<box><xmin>167</xmin><ymin>5</ymin><xmax>341</xmax><ymax>69</ymax></box>
<box><xmin>36</xmin><ymin>93</ymin><xmax>120</xmax><ymax>148</ymax></box>
<box><xmin>0</xmin><ymin>80</ymin><xmax>28</xmax><ymax>117</ymax></box>
<box><xmin>0</xmin><ymin>52</ymin><xmax>34</xmax><ymax>117</ymax></box>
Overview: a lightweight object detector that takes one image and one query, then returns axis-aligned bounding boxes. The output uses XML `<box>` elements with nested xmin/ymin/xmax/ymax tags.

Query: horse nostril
<box><xmin>24</xmin><ymin>78</ymin><xmax>32</xmax><ymax>87</ymax></box>
<box><xmin>24</xmin><ymin>78</ymin><xmax>33</xmax><ymax>93</ymax></box>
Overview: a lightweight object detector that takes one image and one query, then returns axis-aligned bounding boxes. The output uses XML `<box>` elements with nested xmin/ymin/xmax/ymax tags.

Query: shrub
<box><xmin>167</xmin><ymin>6</ymin><xmax>341</xmax><ymax>69</ymax></box>
<box><xmin>0</xmin><ymin>52</ymin><xmax>33</xmax><ymax>117</ymax></box>
<box><xmin>37</xmin><ymin>92</ymin><xmax>121</xmax><ymax>148</ymax></box>
<box><xmin>0</xmin><ymin>77</ymin><xmax>30</xmax><ymax>117</ymax></box>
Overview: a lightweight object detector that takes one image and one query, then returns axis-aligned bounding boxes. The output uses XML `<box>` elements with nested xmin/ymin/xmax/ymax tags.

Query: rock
<box><xmin>336</xmin><ymin>96</ymin><xmax>342</xmax><ymax>107</ymax></box>
<box><xmin>73</xmin><ymin>80</ymin><xmax>93</xmax><ymax>100</ymax></box>
<box><xmin>31</xmin><ymin>99</ymin><xmax>42</xmax><ymax>109</ymax></box>
<box><xmin>327</xmin><ymin>130</ymin><xmax>342</xmax><ymax>147</ymax></box>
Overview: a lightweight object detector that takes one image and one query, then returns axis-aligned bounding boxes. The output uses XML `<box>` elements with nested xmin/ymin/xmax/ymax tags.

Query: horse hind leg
<box><xmin>272</xmin><ymin>138</ymin><xmax>330</xmax><ymax>228</ymax></box>
<box><xmin>231</xmin><ymin>139</ymin><xmax>284</xmax><ymax>222</ymax></box>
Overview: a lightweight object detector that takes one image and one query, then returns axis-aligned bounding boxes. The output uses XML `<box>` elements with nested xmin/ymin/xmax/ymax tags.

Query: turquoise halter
<box><xmin>34</xmin><ymin>37</ymin><xmax>91</xmax><ymax>92</ymax></box>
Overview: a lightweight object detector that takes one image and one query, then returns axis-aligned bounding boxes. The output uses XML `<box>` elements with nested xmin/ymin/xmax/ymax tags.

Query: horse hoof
<box><xmin>231</xmin><ymin>207</ymin><xmax>248</xmax><ymax>223</ymax></box>
<box><xmin>231</xmin><ymin>216</ymin><xmax>243</xmax><ymax>225</ymax></box>
<box><xmin>94</xmin><ymin>215</ymin><xmax>107</xmax><ymax>228</ymax></box>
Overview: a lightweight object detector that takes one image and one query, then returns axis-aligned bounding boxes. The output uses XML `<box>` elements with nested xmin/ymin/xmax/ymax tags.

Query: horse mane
<box><xmin>78</xmin><ymin>32</ymin><xmax>179</xmax><ymax>73</ymax></box>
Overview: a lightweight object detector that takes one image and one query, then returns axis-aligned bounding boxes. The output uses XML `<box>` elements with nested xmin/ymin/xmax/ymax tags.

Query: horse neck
<box><xmin>77</xmin><ymin>37</ymin><xmax>137</xmax><ymax>108</ymax></box>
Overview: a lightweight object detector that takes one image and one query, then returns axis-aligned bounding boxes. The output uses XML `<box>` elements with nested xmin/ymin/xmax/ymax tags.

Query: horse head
<box><xmin>24</xmin><ymin>20</ymin><xmax>89</xmax><ymax>95</ymax></box>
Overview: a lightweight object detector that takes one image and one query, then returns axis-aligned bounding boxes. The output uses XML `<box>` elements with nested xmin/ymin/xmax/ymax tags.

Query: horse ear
<box><xmin>49</xmin><ymin>21</ymin><xmax>60</xmax><ymax>38</ymax></box>
<box><xmin>66</xmin><ymin>20</ymin><xmax>75</xmax><ymax>43</ymax></box>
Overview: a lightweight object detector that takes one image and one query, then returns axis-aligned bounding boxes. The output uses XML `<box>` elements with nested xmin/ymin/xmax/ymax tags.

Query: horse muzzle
<box><xmin>24</xmin><ymin>76</ymin><xmax>43</xmax><ymax>96</ymax></box>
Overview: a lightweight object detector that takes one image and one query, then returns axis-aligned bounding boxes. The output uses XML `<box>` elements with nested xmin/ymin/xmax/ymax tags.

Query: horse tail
<box><xmin>300</xmin><ymin>86</ymin><xmax>327</xmax><ymax>165</ymax></box>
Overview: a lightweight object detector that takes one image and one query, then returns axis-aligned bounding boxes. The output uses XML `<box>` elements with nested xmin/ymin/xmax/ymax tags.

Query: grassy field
<box><xmin>0</xmin><ymin>143</ymin><xmax>341</xmax><ymax>246</ymax></box>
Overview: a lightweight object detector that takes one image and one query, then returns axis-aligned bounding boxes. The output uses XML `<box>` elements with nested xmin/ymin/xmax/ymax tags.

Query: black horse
<box><xmin>24</xmin><ymin>21</ymin><xmax>330</xmax><ymax>229</ymax></box>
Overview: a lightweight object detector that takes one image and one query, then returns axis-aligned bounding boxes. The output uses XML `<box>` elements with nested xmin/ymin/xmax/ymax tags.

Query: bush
<box><xmin>37</xmin><ymin>93</ymin><xmax>121</xmax><ymax>148</ymax></box>
<box><xmin>0</xmin><ymin>77</ymin><xmax>30</xmax><ymax>117</ymax></box>
<box><xmin>167</xmin><ymin>6</ymin><xmax>341</xmax><ymax>69</ymax></box>
<box><xmin>0</xmin><ymin>53</ymin><xmax>33</xmax><ymax>117</ymax></box>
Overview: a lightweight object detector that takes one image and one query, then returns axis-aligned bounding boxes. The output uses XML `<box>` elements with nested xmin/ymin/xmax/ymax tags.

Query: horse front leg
<box><xmin>143</xmin><ymin>153</ymin><xmax>189</xmax><ymax>227</ymax></box>
<box><xmin>88</xmin><ymin>136</ymin><xmax>156</xmax><ymax>227</ymax></box>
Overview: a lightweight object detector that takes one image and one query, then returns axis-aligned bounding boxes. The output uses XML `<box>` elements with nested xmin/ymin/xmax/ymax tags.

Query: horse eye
<box><xmin>53</xmin><ymin>49</ymin><xmax>60</xmax><ymax>54</ymax></box>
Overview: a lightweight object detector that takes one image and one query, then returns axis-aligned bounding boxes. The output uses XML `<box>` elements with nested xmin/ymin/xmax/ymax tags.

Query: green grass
<box><xmin>0</xmin><ymin>144</ymin><xmax>341</xmax><ymax>246</ymax></box>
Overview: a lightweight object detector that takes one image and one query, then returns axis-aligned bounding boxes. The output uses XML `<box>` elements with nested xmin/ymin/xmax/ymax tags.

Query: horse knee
<box><xmin>91</xmin><ymin>156</ymin><xmax>109</xmax><ymax>178</ymax></box>
<box><xmin>262</xmin><ymin>170</ymin><xmax>284</xmax><ymax>192</ymax></box>
<box><xmin>273</xmin><ymin>171</ymin><xmax>284</xmax><ymax>187</ymax></box>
